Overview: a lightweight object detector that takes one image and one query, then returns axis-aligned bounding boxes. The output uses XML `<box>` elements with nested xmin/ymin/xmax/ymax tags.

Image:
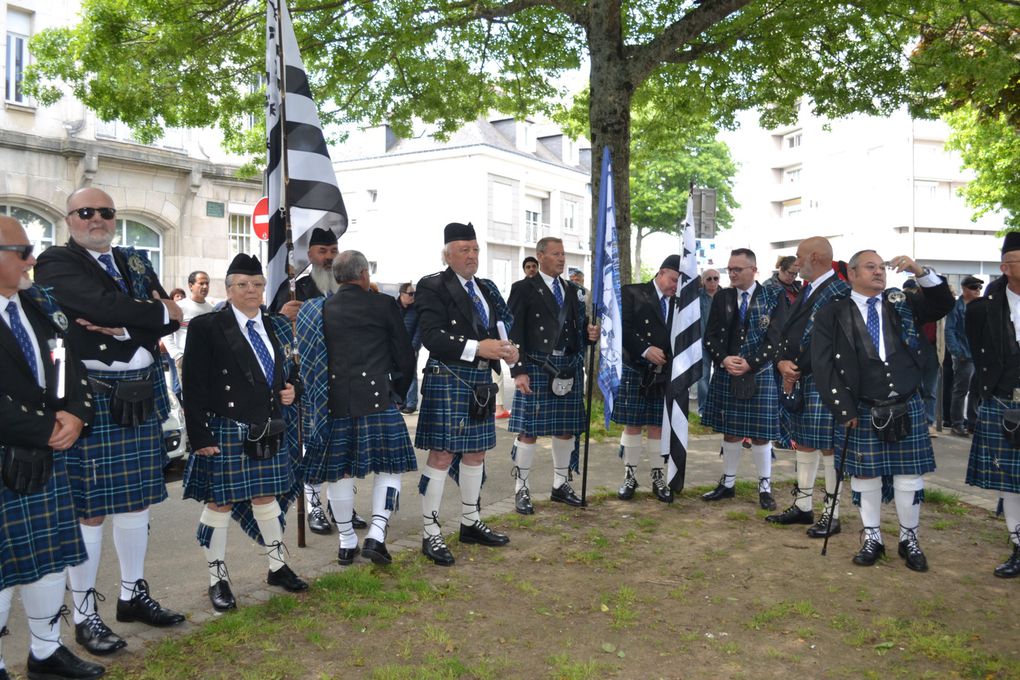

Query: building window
<box><xmin>0</xmin><ymin>204</ymin><xmax>52</xmax><ymax>253</ymax></box>
<box><xmin>491</xmin><ymin>181</ymin><xmax>513</xmax><ymax>224</ymax></box>
<box><xmin>5</xmin><ymin>9</ymin><xmax>31</xmax><ymax>105</ymax></box>
<box><xmin>784</xmin><ymin>167</ymin><xmax>801</xmax><ymax>184</ymax></box>
<box><xmin>781</xmin><ymin>199</ymin><xmax>802</xmax><ymax>219</ymax></box>
<box><xmin>228</xmin><ymin>214</ymin><xmax>253</xmax><ymax>258</ymax></box>
<box><xmin>525</xmin><ymin>209</ymin><xmax>541</xmax><ymax>242</ymax></box>
<box><xmin>115</xmin><ymin>218</ymin><xmax>163</xmax><ymax>278</ymax></box>
<box><xmin>563</xmin><ymin>200</ymin><xmax>578</xmax><ymax>233</ymax></box>
<box><xmin>784</xmin><ymin>131</ymin><xmax>802</xmax><ymax>149</ymax></box>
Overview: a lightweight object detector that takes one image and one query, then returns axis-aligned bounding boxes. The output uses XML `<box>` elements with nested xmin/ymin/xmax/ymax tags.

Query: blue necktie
<box><xmin>246</xmin><ymin>319</ymin><xmax>275</xmax><ymax>383</ymax></box>
<box><xmin>465</xmin><ymin>280</ymin><xmax>488</xmax><ymax>326</ymax></box>
<box><xmin>660</xmin><ymin>295</ymin><xmax>668</xmax><ymax>322</ymax></box>
<box><xmin>552</xmin><ymin>277</ymin><xmax>564</xmax><ymax>308</ymax></box>
<box><xmin>866</xmin><ymin>297</ymin><xmax>881</xmax><ymax>352</ymax></box>
<box><xmin>800</xmin><ymin>282</ymin><xmax>812</xmax><ymax>307</ymax></box>
<box><xmin>739</xmin><ymin>291</ymin><xmax>749</xmax><ymax>323</ymax></box>
<box><xmin>97</xmin><ymin>253</ymin><xmax>129</xmax><ymax>294</ymax></box>
<box><xmin>6</xmin><ymin>300</ymin><xmax>38</xmax><ymax>382</ymax></box>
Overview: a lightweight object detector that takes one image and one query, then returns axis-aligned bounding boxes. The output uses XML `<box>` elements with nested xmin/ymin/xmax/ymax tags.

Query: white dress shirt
<box><xmin>232</xmin><ymin>305</ymin><xmax>276</xmax><ymax>369</ymax></box>
<box><xmin>1006</xmin><ymin>286</ymin><xmax>1020</xmax><ymax>344</ymax></box>
<box><xmin>849</xmin><ymin>270</ymin><xmax>942</xmax><ymax>361</ymax></box>
<box><xmin>455</xmin><ymin>272</ymin><xmax>492</xmax><ymax>363</ymax></box>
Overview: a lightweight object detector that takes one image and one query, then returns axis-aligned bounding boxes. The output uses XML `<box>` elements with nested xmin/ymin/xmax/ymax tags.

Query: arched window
<box><xmin>0</xmin><ymin>204</ymin><xmax>54</xmax><ymax>254</ymax></box>
<box><xmin>115</xmin><ymin>218</ymin><xmax>163</xmax><ymax>278</ymax></box>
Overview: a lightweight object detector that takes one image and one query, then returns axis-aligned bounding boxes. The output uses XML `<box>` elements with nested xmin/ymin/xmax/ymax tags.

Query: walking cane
<box><xmin>822</xmin><ymin>425</ymin><xmax>853</xmax><ymax>556</ymax></box>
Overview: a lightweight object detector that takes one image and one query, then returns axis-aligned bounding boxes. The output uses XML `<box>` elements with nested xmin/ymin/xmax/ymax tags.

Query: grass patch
<box><xmin>924</xmin><ymin>488</ymin><xmax>968</xmax><ymax>515</ymax></box>
<box><xmin>725</xmin><ymin>510</ymin><xmax>751</xmax><ymax>521</ymax></box>
<box><xmin>547</xmin><ymin>653</ymin><xmax>605</xmax><ymax>680</ymax></box>
<box><xmin>747</xmin><ymin>600</ymin><xmax>818</xmax><ymax>630</ymax></box>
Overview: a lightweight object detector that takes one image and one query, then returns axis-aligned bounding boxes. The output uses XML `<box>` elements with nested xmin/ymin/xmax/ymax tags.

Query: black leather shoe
<box><xmin>266</xmin><ymin>564</ymin><xmax>308</xmax><ymax>592</ymax></box>
<box><xmin>422</xmin><ymin>535</ymin><xmax>455</xmax><ymax>566</ymax></box>
<box><xmin>758</xmin><ymin>491</ymin><xmax>777</xmax><ymax>511</ymax></box>
<box><xmin>650</xmin><ymin>468</ymin><xmax>673</xmax><ymax>503</ymax></box>
<box><xmin>208</xmin><ymin>580</ymin><xmax>236</xmax><ymax>612</ymax></box>
<box><xmin>74</xmin><ymin>615</ymin><xmax>126</xmax><ymax>656</ymax></box>
<box><xmin>337</xmin><ymin>545</ymin><xmax>360</xmax><ymax>566</ymax></box>
<box><xmin>27</xmin><ymin>644</ymin><xmax>105</xmax><ymax>680</ymax></box>
<box><xmin>994</xmin><ymin>545</ymin><xmax>1020</xmax><ymax>578</ymax></box>
<box><xmin>807</xmin><ymin>515</ymin><xmax>841</xmax><ymax>538</ymax></box>
<box><xmin>701</xmin><ymin>479</ymin><xmax>735</xmax><ymax>502</ymax></box>
<box><xmin>898</xmin><ymin>538</ymin><xmax>929</xmax><ymax>572</ymax></box>
<box><xmin>852</xmin><ymin>538</ymin><xmax>886</xmax><ymax>566</ymax></box>
<box><xmin>307</xmin><ymin>506</ymin><xmax>333</xmax><ymax>535</ymax></box>
<box><xmin>550</xmin><ymin>482</ymin><xmax>582</xmax><ymax>507</ymax></box>
<box><xmin>351</xmin><ymin>510</ymin><xmax>368</xmax><ymax>530</ymax></box>
<box><xmin>459</xmin><ymin>520</ymin><xmax>510</xmax><ymax>547</ymax></box>
<box><xmin>362</xmin><ymin>538</ymin><xmax>392</xmax><ymax>565</ymax></box>
<box><xmin>617</xmin><ymin>468</ymin><xmax>638</xmax><ymax>500</ymax></box>
<box><xmin>514</xmin><ymin>487</ymin><xmax>534</xmax><ymax>515</ymax></box>
<box><xmin>116</xmin><ymin>580</ymin><xmax>185</xmax><ymax>627</ymax></box>
<box><xmin>766</xmin><ymin>505</ymin><xmax>814</xmax><ymax>525</ymax></box>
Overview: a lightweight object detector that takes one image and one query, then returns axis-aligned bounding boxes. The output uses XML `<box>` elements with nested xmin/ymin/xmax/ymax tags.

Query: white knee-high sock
<box><xmin>751</xmin><ymin>442</ymin><xmax>773</xmax><ymax>493</ymax></box>
<box><xmin>22</xmin><ymin>571</ymin><xmax>66</xmax><ymax>660</ymax></box>
<box><xmin>1003</xmin><ymin>492</ymin><xmax>1020</xmax><ymax>544</ymax></box>
<box><xmin>795</xmin><ymin>449</ymin><xmax>821</xmax><ymax>511</ymax></box>
<box><xmin>368</xmin><ymin>473</ymin><xmax>401</xmax><ymax>543</ymax></box>
<box><xmin>420</xmin><ymin>465</ymin><xmax>447</xmax><ymax>538</ymax></box>
<box><xmin>327</xmin><ymin>478</ymin><xmax>357</xmax><ymax>549</ymax></box>
<box><xmin>551</xmin><ymin>438</ymin><xmax>573</xmax><ymax>488</ymax></box>
<box><xmin>0</xmin><ymin>586</ymin><xmax>12</xmax><ymax>668</ymax></box>
<box><xmin>821</xmin><ymin>453</ymin><xmax>840</xmax><ymax>518</ymax></box>
<box><xmin>459</xmin><ymin>463</ymin><xmax>484</xmax><ymax>526</ymax></box>
<box><xmin>893</xmin><ymin>475</ymin><xmax>924</xmax><ymax>542</ymax></box>
<box><xmin>721</xmin><ymin>441</ymin><xmax>741</xmax><ymax>487</ymax></box>
<box><xmin>252</xmin><ymin>501</ymin><xmax>286</xmax><ymax>572</ymax></box>
<box><xmin>620</xmin><ymin>432</ymin><xmax>642</xmax><ymax>470</ymax></box>
<box><xmin>852</xmin><ymin>476</ymin><xmax>883</xmax><ymax>543</ymax></box>
<box><xmin>646</xmin><ymin>437</ymin><xmax>664</xmax><ymax>470</ymax></box>
<box><xmin>112</xmin><ymin>509</ymin><xmax>149</xmax><ymax>600</ymax></box>
<box><xmin>200</xmin><ymin>508</ymin><xmax>231</xmax><ymax>586</ymax></box>
<box><xmin>304</xmin><ymin>482</ymin><xmax>324</xmax><ymax>511</ymax></box>
<box><xmin>512</xmin><ymin>439</ymin><xmax>536</xmax><ymax>492</ymax></box>
<box><xmin>69</xmin><ymin>522</ymin><xmax>103</xmax><ymax>623</ymax></box>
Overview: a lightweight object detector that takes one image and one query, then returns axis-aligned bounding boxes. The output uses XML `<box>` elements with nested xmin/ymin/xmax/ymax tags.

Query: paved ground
<box><xmin>1</xmin><ymin>412</ymin><xmax>996</xmax><ymax>675</ymax></box>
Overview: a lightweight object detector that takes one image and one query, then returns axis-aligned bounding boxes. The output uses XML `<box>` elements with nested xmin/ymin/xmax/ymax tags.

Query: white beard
<box><xmin>309</xmin><ymin>265</ymin><xmax>339</xmax><ymax>295</ymax></box>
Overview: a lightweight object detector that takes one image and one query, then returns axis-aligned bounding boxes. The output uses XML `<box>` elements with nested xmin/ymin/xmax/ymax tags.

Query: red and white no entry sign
<box><xmin>252</xmin><ymin>197</ymin><xmax>269</xmax><ymax>241</ymax></box>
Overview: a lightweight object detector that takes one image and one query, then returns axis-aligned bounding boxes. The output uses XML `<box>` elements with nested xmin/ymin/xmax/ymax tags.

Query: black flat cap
<box><xmin>309</xmin><ymin>227</ymin><xmax>338</xmax><ymax>247</ymax></box>
<box><xmin>226</xmin><ymin>253</ymin><xmax>262</xmax><ymax>276</ymax></box>
<box><xmin>444</xmin><ymin>222</ymin><xmax>476</xmax><ymax>243</ymax></box>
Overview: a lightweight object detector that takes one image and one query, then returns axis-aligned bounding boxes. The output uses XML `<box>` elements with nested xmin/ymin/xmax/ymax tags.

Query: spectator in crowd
<box><xmin>163</xmin><ymin>271</ymin><xmax>215</xmax><ymax>402</ymax></box>
<box><xmin>521</xmin><ymin>256</ymin><xmax>538</xmax><ymax>279</ymax></box>
<box><xmin>946</xmin><ymin>275</ymin><xmax>983</xmax><ymax>436</ymax></box>
<box><xmin>697</xmin><ymin>269</ymin><xmax>720</xmax><ymax>417</ymax></box>
<box><xmin>397</xmin><ymin>282</ymin><xmax>422</xmax><ymax>414</ymax></box>
<box><xmin>767</xmin><ymin>255</ymin><xmax>802</xmax><ymax>305</ymax></box>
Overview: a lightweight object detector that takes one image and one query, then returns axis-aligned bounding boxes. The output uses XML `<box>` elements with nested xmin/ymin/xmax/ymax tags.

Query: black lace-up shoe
<box><xmin>898</xmin><ymin>538</ymin><xmax>929</xmax><ymax>572</ymax></box>
<box><xmin>766</xmin><ymin>505</ymin><xmax>814</xmax><ymax>525</ymax></box>
<box><xmin>459</xmin><ymin>520</ymin><xmax>509</xmax><ymax>547</ymax></box>
<box><xmin>362</xmin><ymin>538</ymin><xmax>392</xmax><ymax>565</ymax></box>
<box><xmin>995</xmin><ymin>544</ymin><xmax>1020</xmax><ymax>578</ymax></box>
<box><xmin>852</xmin><ymin>538</ymin><xmax>885</xmax><ymax>566</ymax></box>
<box><xmin>650</xmin><ymin>468</ymin><xmax>673</xmax><ymax>503</ymax></box>
<box><xmin>337</xmin><ymin>544</ymin><xmax>360</xmax><ymax>566</ymax></box>
<box><xmin>807</xmin><ymin>514</ymin><xmax>841</xmax><ymax>538</ymax></box>
<box><xmin>351</xmin><ymin>510</ymin><xmax>368</xmax><ymax>530</ymax></box>
<box><xmin>550</xmin><ymin>482</ymin><xmax>582</xmax><ymax>507</ymax></box>
<box><xmin>27</xmin><ymin>644</ymin><xmax>105</xmax><ymax>679</ymax></box>
<box><xmin>701</xmin><ymin>477</ymin><xmax>735</xmax><ymax>502</ymax></box>
<box><xmin>266</xmin><ymin>564</ymin><xmax>308</xmax><ymax>592</ymax></box>
<box><xmin>618</xmin><ymin>469</ymin><xmax>638</xmax><ymax>501</ymax></box>
<box><xmin>515</xmin><ymin>487</ymin><xmax>534</xmax><ymax>515</ymax></box>
<box><xmin>208</xmin><ymin>580</ymin><xmax>236</xmax><ymax>612</ymax></box>
<box><xmin>116</xmin><ymin>580</ymin><xmax>184</xmax><ymax>627</ymax></box>
<box><xmin>422</xmin><ymin>534</ymin><xmax>455</xmax><ymax>566</ymax></box>
<box><xmin>308</xmin><ymin>506</ymin><xmax>333</xmax><ymax>535</ymax></box>
<box><xmin>74</xmin><ymin>614</ymin><xmax>126</xmax><ymax>656</ymax></box>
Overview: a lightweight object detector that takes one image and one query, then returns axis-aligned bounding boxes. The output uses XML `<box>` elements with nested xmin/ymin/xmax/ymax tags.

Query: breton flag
<box><xmin>661</xmin><ymin>192</ymin><xmax>703</xmax><ymax>491</ymax></box>
<box><xmin>592</xmin><ymin>147</ymin><xmax>623</xmax><ymax>427</ymax></box>
<box><xmin>265</xmin><ymin>0</ymin><xmax>347</xmax><ymax>307</ymax></box>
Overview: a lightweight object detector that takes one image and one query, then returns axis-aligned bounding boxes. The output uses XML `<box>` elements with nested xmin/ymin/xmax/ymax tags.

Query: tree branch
<box><xmin>434</xmin><ymin>0</ymin><xmax>589</xmax><ymax>28</ymax></box>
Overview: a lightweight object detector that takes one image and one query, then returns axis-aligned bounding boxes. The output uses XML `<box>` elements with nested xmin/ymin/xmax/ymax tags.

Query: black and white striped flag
<box><xmin>265</xmin><ymin>0</ymin><xmax>347</xmax><ymax>305</ymax></box>
<box><xmin>661</xmin><ymin>194</ymin><xmax>702</xmax><ymax>492</ymax></box>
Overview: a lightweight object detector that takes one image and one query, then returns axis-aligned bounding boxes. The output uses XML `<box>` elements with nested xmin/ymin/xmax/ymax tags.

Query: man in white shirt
<box><xmin>163</xmin><ymin>270</ymin><xmax>215</xmax><ymax>392</ymax></box>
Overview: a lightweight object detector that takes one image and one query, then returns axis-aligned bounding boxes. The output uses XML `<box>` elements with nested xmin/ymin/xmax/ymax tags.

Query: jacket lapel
<box><xmin>644</xmin><ymin>281</ymin><xmax>667</xmax><ymax>330</ymax></box>
<box><xmin>443</xmin><ymin>268</ymin><xmax>478</xmax><ymax>330</ymax></box>
<box><xmin>531</xmin><ymin>275</ymin><xmax>560</xmax><ymax>318</ymax></box>
<box><xmin>20</xmin><ymin>293</ymin><xmax>56</xmax><ymax>390</ymax></box>
<box><xmin>0</xmin><ymin>309</ymin><xmax>35</xmax><ymax>382</ymax></box>
<box><xmin>218</xmin><ymin>306</ymin><xmax>262</xmax><ymax>388</ymax></box>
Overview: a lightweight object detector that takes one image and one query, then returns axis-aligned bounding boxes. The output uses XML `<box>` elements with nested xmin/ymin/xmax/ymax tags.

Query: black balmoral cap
<box><xmin>444</xmin><ymin>222</ymin><xmax>476</xmax><ymax>244</ymax></box>
<box><xmin>226</xmin><ymin>253</ymin><xmax>263</xmax><ymax>276</ymax></box>
<box><xmin>309</xmin><ymin>227</ymin><xmax>338</xmax><ymax>247</ymax></box>
<box><xmin>659</xmin><ymin>254</ymin><xmax>681</xmax><ymax>272</ymax></box>
<box><xmin>1003</xmin><ymin>232</ymin><xmax>1020</xmax><ymax>254</ymax></box>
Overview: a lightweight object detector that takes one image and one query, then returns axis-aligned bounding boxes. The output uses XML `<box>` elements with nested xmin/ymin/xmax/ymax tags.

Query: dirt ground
<box><xmin>110</xmin><ymin>482</ymin><xmax>1019</xmax><ymax>680</ymax></box>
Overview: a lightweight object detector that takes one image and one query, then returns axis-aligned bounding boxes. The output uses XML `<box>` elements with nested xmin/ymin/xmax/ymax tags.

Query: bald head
<box><xmin>0</xmin><ymin>215</ymin><xmax>35</xmax><ymax>296</ymax></box>
<box><xmin>795</xmin><ymin>236</ymin><xmax>834</xmax><ymax>283</ymax></box>
<box><xmin>65</xmin><ymin>187</ymin><xmax>117</xmax><ymax>252</ymax></box>
<box><xmin>0</xmin><ymin>215</ymin><xmax>22</xmax><ymax>242</ymax></box>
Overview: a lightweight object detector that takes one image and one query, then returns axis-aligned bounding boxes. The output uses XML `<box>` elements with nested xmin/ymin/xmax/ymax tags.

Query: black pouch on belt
<box><xmin>1002</xmin><ymin>409</ymin><xmax>1020</xmax><ymax>448</ymax></box>
<box><xmin>541</xmin><ymin>358</ymin><xmax>576</xmax><ymax>397</ymax></box>
<box><xmin>780</xmin><ymin>378</ymin><xmax>804</xmax><ymax>414</ymax></box>
<box><xmin>730</xmin><ymin>372</ymin><xmax>757</xmax><ymax>400</ymax></box>
<box><xmin>244</xmin><ymin>418</ymin><xmax>285</xmax><ymax>460</ymax></box>
<box><xmin>1</xmin><ymin>446</ymin><xmax>53</xmax><ymax>495</ymax></box>
<box><xmin>639</xmin><ymin>363</ymin><xmax>669</xmax><ymax>400</ymax></box>
<box><xmin>109</xmin><ymin>379</ymin><xmax>155</xmax><ymax>427</ymax></box>
<box><xmin>870</xmin><ymin>402</ymin><xmax>910</xmax><ymax>443</ymax></box>
<box><xmin>468</xmin><ymin>383</ymin><xmax>499</xmax><ymax>420</ymax></box>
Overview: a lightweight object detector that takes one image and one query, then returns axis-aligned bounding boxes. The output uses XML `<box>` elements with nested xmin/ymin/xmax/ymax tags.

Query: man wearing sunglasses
<box><xmin>397</xmin><ymin>282</ymin><xmax>422</xmax><ymax>414</ymax></box>
<box><xmin>697</xmin><ymin>269</ymin><xmax>720</xmax><ymax>417</ymax></box>
<box><xmin>0</xmin><ymin>216</ymin><xmax>105</xmax><ymax>679</ymax></box>
<box><xmin>34</xmin><ymin>187</ymin><xmax>185</xmax><ymax>656</ymax></box>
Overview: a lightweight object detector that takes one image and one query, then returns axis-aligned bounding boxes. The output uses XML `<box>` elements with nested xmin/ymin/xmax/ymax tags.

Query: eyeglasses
<box><xmin>855</xmin><ymin>263</ymin><xmax>890</xmax><ymax>273</ymax></box>
<box><xmin>704</xmin><ymin>276</ymin><xmax>719</xmax><ymax>281</ymax></box>
<box><xmin>727</xmin><ymin>267</ymin><xmax>754</xmax><ymax>275</ymax></box>
<box><xmin>964</xmin><ymin>284</ymin><xmax>982</xmax><ymax>291</ymax></box>
<box><xmin>0</xmin><ymin>244</ymin><xmax>33</xmax><ymax>260</ymax></box>
<box><xmin>402</xmin><ymin>290</ymin><xmax>415</xmax><ymax>296</ymax></box>
<box><xmin>230</xmin><ymin>281</ymin><xmax>266</xmax><ymax>291</ymax></box>
<box><xmin>68</xmin><ymin>207</ymin><xmax>117</xmax><ymax>220</ymax></box>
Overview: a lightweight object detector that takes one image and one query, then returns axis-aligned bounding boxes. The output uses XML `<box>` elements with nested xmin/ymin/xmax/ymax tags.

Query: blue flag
<box><xmin>592</xmin><ymin>147</ymin><xmax>623</xmax><ymax>427</ymax></box>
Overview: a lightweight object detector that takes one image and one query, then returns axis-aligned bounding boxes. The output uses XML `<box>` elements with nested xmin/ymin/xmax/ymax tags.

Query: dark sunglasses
<box><xmin>403</xmin><ymin>290</ymin><xmax>415</xmax><ymax>296</ymax></box>
<box><xmin>0</xmin><ymin>244</ymin><xmax>33</xmax><ymax>260</ymax></box>
<box><xmin>704</xmin><ymin>276</ymin><xmax>719</xmax><ymax>281</ymax></box>
<box><xmin>964</xmin><ymin>284</ymin><xmax>982</xmax><ymax>291</ymax></box>
<box><xmin>68</xmin><ymin>207</ymin><xmax>117</xmax><ymax>220</ymax></box>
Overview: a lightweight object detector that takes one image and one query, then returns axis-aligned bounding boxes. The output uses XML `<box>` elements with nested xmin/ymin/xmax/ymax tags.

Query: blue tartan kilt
<box><xmin>835</xmin><ymin>393</ymin><xmax>935</xmax><ymax>478</ymax></box>
<box><xmin>183</xmin><ymin>415</ymin><xmax>294</xmax><ymax>505</ymax></box>
<box><xmin>414</xmin><ymin>360</ymin><xmax>497</xmax><ymax>454</ymax></box>
<box><xmin>610</xmin><ymin>363</ymin><xmax>663</xmax><ymax>427</ymax></box>
<box><xmin>0</xmin><ymin>449</ymin><xmax>87</xmax><ymax>590</ymax></box>
<box><xmin>304</xmin><ymin>406</ymin><xmax>417</xmax><ymax>482</ymax></box>
<box><xmin>966</xmin><ymin>399</ymin><xmax>1020</xmax><ymax>494</ymax></box>
<box><xmin>508</xmin><ymin>353</ymin><xmax>587</xmax><ymax>437</ymax></box>
<box><xmin>65</xmin><ymin>367</ymin><xmax>169</xmax><ymax>519</ymax></box>
<box><xmin>701</xmin><ymin>363</ymin><xmax>781</xmax><ymax>441</ymax></box>
<box><xmin>781</xmin><ymin>374</ymin><xmax>838</xmax><ymax>451</ymax></box>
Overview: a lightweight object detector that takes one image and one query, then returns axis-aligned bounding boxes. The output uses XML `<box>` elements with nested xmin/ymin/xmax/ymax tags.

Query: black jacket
<box><xmin>322</xmin><ymin>284</ymin><xmax>415</xmax><ymax>417</ymax></box>
<box><xmin>0</xmin><ymin>289</ymin><xmax>93</xmax><ymax>448</ymax></box>
<box><xmin>270</xmin><ymin>274</ymin><xmax>323</xmax><ymax>314</ymax></box>
<box><xmin>703</xmin><ymin>285</ymin><xmax>780</xmax><ymax>373</ymax></box>
<box><xmin>620</xmin><ymin>280</ymin><xmax>671</xmax><ymax>368</ymax></box>
<box><xmin>507</xmin><ymin>273</ymin><xmax>588</xmax><ymax>377</ymax></box>
<box><xmin>34</xmin><ymin>240</ymin><xmax>177</xmax><ymax>365</ymax></box>
<box><xmin>182</xmin><ymin>305</ymin><xmax>293</xmax><ymax>450</ymax></box>
<box><xmin>966</xmin><ymin>285</ymin><xmax>1020</xmax><ymax>400</ymax></box>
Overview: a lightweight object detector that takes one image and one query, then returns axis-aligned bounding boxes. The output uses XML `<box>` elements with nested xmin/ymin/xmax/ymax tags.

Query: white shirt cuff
<box><xmin>917</xmin><ymin>270</ymin><xmax>941</xmax><ymax>288</ymax></box>
<box><xmin>460</xmin><ymin>339</ymin><xmax>478</xmax><ymax>363</ymax></box>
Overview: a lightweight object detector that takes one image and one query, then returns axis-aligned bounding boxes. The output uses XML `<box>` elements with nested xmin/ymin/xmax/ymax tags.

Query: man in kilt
<box><xmin>612</xmin><ymin>255</ymin><xmax>681</xmax><ymax>504</ymax></box>
<box><xmin>507</xmin><ymin>237</ymin><xmax>598</xmax><ymax>514</ymax></box>
<box><xmin>296</xmin><ymin>250</ymin><xmax>417</xmax><ymax>566</ymax></box>
<box><xmin>0</xmin><ymin>216</ymin><xmax>104</xmax><ymax>679</ymax></box>
<box><xmin>766</xmin><ymin>237</ymin><xmax>850</xmax><ymax>537</ymax></box>
<box><xmin>182</xmin><ymin>254</ymin><xmax>308</xmax><ymax>611</ymax></box>
<box><xmin>812</xmin><ymin>250</ymin><xmax>953</xmax><ymax>570</ymax></box>
<box><xmin>414</xmin><ymin>222</ymin><xmax>519</xmax><ymax>566</ymax></box>
<box><xmin>35</xmin><ymin>188</ymin><xmax>185</xmax><ymax>655</ymax></box>
<box><xmin>965</xmin><ymin>232</ymin><xmax>1020</xmax><ymax>577</ymax></box>
<box><xmin>701</xmin><ymin>248</ymin><xmax>782</xmax><ymax>510</ymax></box>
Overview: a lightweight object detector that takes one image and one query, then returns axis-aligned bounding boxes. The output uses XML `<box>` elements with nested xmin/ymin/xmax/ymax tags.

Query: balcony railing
<box><xmin>525</xmin><ymin>221</ymin><xmax>551</xmax><ymax>243</ymax></box>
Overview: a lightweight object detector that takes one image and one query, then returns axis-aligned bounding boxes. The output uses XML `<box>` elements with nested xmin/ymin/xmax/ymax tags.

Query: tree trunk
<box><xmin>588</xmin><ymin>0</ymin><xmax>634</xmax><ymax>285</ymax></box>
<box><xmin>634</xmin><ymin>226</ymin><xmax>644</xmax><ymax>279</ymax></box>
